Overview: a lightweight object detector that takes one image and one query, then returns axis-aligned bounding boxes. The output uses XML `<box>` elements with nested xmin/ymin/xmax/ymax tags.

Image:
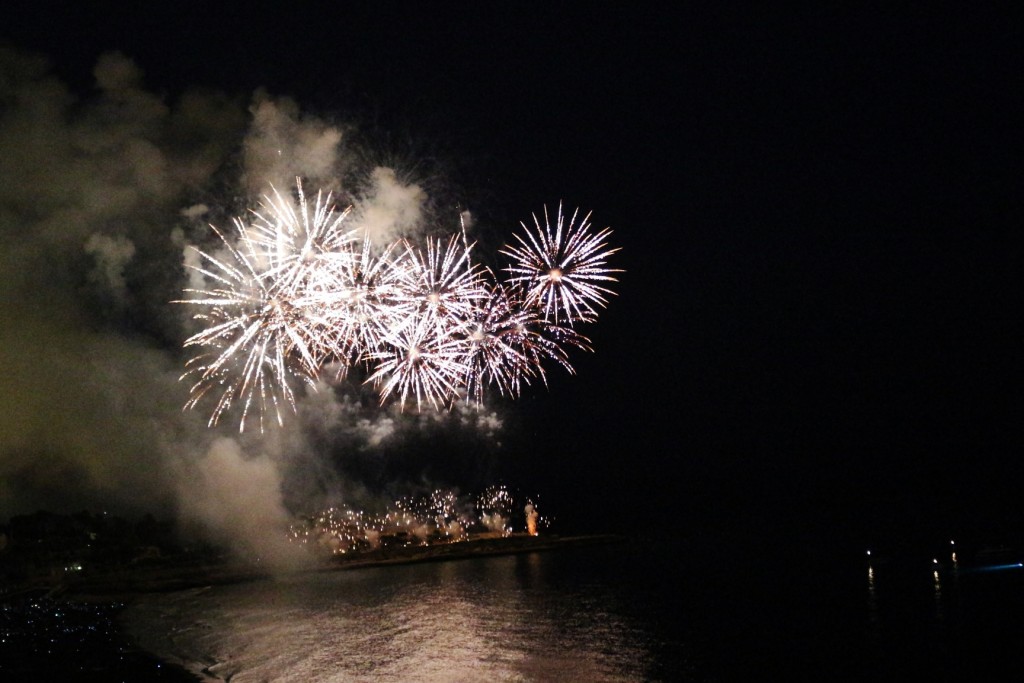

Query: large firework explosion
<box><xmin>178</xmin><ymin>180</ymin><xmax>621</xmax><ymax>431</ymax></box>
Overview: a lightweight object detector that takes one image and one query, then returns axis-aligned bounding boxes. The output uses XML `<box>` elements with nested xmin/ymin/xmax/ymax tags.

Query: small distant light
<box><xmin>933</xmin><ymin>558</ymin><xmax>938</xmax><ymax>564</ymax></box>
<box><xmin>866</xmin><ymin>550</ymin><xmax>871</xmax><ymax>556</ymax></box>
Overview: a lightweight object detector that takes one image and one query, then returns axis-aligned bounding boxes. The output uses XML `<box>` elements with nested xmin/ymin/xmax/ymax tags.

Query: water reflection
<box><xmin>126</xmin><ymin>549</ymin><xmax>655</xmax><ymax>682</ymax></box>
<box><xmin>865</xmin><ymin>563</ymin><xmax>878</xmax><ymax>627</ymax></box>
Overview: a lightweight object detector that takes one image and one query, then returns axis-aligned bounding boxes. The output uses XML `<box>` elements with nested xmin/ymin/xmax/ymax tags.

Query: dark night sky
<box><xmin>1</xmin><ymin>3</ymin><xmax>1020</xmax><ymax>548</ymax></box>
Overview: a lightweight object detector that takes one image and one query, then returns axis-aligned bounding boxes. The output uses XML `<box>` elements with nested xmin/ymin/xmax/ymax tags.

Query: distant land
<box><xmin>69</xmin><ymin>533</ymin><xmax>625</xmax><ymax>598</ymax></box>
<box><xmin>0</xmin><ymin>512</ymin><xmax>623</xmax><ymax>601</ymax></box>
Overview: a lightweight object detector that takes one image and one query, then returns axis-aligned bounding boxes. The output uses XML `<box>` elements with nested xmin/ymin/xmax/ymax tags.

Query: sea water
<box><xmin>122</xmin><ymin>536</ymin><xmax>1024</xmax><ymax>681</ymax></box>
<box><xmin>122</xmin><ymin>540</ymin><xmax>680</xmax><ymax>682</ymax></box>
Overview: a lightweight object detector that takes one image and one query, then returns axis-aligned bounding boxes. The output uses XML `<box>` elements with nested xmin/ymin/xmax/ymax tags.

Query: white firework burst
<box><xmin>391</xmin><ymin>231</ymin><xmax>488</xmax><ymax>336</ymax></box>
<box><xmin>365</xmin><ymin>313</ymin><xmax>470</xmax><ymax>411</ymax></box>
<box><xmin>177</xmin><ymin>182</ymin><xmax>622</xmax><ymax>430</ymax></box>
<box><xmin>299</xmin><ymin>235</ymin><xmax>406</xmax><ymax>372</ymax></box>
<box><xmin>502</xmin><ymin>203</ymin><xmax>622</xmax><ymax>324</ymax></box>
<box><xmin>457</xmin><ymin>281</ymin><xmax>536</xmax><ymax>402</ymax></box>
<box><xmin>177</xmin><ymin>179</ymin><xmax>355</xmax><ymax>431</ymax></box>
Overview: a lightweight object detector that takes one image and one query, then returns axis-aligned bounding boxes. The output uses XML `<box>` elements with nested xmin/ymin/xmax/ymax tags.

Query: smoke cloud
<box><xmin>242</xmin><ymin>91</ymin><xmax>344</xmax><ymax>196</ymax></box>
<box><xmin>350</xmin><ymin>166</ymin><xmax>428</xmax><ymax>246</ymax></box>
<box><xmin>174</xmin><ymin>438</ymin><xmax>301</xmax><ymax>571</ymax></box>
<box><xmin>0</xmin><ymin>46</ymin><xmax>505</xmax><ymax>565</ymax></box>
<box><xmin>84</xmin><ymin>232</ymin><xmax>136</xmax><ymax>308</ymax></box>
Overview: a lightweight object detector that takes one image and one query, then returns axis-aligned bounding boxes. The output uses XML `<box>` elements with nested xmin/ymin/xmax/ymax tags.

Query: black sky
<box><xmin>1</xmin><ymin>3</ymin><xmax>1020</xmax><ymax>547</ymax></box>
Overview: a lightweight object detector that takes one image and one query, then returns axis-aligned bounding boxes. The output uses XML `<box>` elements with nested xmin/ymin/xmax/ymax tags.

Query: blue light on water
<box><xmin>970</xmin><ymin>563</ymin><xmax>1024</xmax><ymax>573</ymax></box>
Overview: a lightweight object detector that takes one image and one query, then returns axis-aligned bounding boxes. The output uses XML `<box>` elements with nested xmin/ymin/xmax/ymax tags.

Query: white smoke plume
<box><xmin>242</xmin><ymin>91</ymin><xmax>345</xmax><ymax>197</ymax></box>
<box><xmin>84</xmin><ymin>233</ymin><xmax>136</xmax><ymax>307</ymax></box>
<box><xmin>350</xmin><ymin>166</ymin><xmax>428</xmax><ymax>246</ymax></box>
<box><xmin>0</xmin><ymin>46</ymin><xmax>505</xmax><ymax>564</ymax></box>
<box><xmin>174</xmin><ymin>438</ymin><xmax>304</xmax><ymax>571</ymax></box>
<box><xmin>0</xmin><ymin>47</ymin><xmax>235</xmax><ymax>524</ymax></box>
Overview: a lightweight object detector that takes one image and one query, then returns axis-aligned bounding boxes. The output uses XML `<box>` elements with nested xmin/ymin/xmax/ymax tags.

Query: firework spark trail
<box><xmin>178</xmin><ymin>181</ymin><xmax>621</xmax><ymax>430</ymax></box>
<box><xmin>501</xmin><ymin>202</ymin><xmax>622</xmax><ymax>324</ymax></box>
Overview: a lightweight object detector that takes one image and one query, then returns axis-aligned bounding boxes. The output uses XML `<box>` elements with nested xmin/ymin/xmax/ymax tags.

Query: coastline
<box><xmin>2</xmin><ymin>533</ymin><xmax>622</xmax><ymax>680</ymax></box>
<box><xmin>61</xmin><ymin>533</ymin><xmax>624</xmax><ymax>599</ymax></box>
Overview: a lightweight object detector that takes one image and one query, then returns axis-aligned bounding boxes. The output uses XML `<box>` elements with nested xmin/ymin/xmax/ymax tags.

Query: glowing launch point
<box><xmin>289</xmin><ymin>486</ymin><xmax>548</xmax><ymax>557</ymax></box>
<box><xmin>525</xmin><ymin>503</ymin><xmax>539</xmax><ymax>536</ymax></box>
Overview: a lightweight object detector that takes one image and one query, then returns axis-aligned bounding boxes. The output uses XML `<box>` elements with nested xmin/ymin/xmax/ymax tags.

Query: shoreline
<box><xmin>61</xmin><ymin>532</ymin><xmax>624</xmax><ymax>599</ymax></box>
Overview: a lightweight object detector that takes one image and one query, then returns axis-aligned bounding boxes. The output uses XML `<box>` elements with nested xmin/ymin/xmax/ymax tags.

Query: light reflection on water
<box><xmin>124</xmin><ymin>548</ymin><xmax>658</xmax><ymax>682</ymax></box>
<box><xmin>124</xmin><ymin>536</ymin><xmax>1024</xmax><ymax>680</ymax></box>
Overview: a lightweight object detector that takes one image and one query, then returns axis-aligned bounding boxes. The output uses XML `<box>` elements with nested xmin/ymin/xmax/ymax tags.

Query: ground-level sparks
<box><xmin>287</xmin><ymin>486</ymin><xmax>549</xmax><ymax>556</ymax></box>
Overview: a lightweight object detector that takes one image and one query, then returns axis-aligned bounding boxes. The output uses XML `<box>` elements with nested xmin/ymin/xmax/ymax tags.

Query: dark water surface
<box><xmin>123</xmin><ymin>536</ymin><xmax>1024</xmax><ymax>681</ymax></box>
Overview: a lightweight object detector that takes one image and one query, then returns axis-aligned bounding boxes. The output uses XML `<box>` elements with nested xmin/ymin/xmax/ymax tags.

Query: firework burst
<box><xmin>502</xmin><ymin>202</ymin><xmax>622</xmax><ymax>324</ymax></box>
<box><xmin>177</xmin><ymin>179</ymin><xmax>355</xmax><ymax>431</ymax></box>
<box><xmin>288</xmin><ymin>486</ymin><xmax>549</xmax><ymax>558</ymax></box>
<box><xmin>390</xmin><ymin>231</ymin><xmax>487</xmax><ymax>335</ymax></box>
<box><xmin>364</xmin><ymin>313</ymin><xmax>468</xmax><ymax>411</ymax></box>
<box><xmin>302</xmin><ymin>235</ymin><xmax>406</xmax><ymax>370</ymax></box>
<box><xmin>456</xmin><ymin>281</ymin><xmax>533</xmax><ymax>402</ymax></box>
<box><xmin>361</xmin><ymin>232</ymin><xmax>489</xmax><ymax>410</ymax></box>
<box><xmin>177</xmin><ymin>182</ymin><xmax>622</xmax><ymax>430</ymax></box>
<box><xmin>476</xmin><ymin>484</ymin><xmax>514</xmax><ymax>535</ymax></box>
